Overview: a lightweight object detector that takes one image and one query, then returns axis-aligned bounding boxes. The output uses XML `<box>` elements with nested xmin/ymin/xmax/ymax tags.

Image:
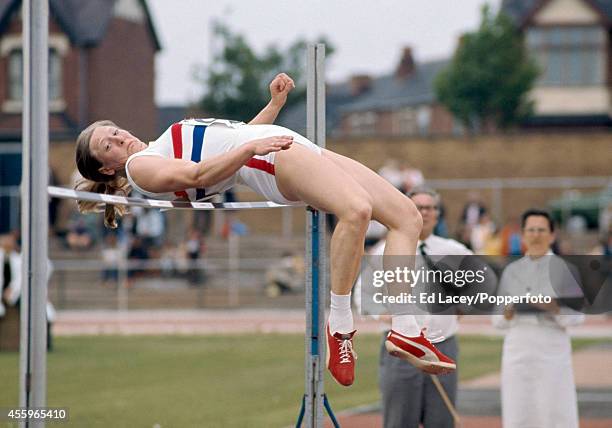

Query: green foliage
<box><xmin>435</xmin><ymin>5</ymin><xmax>539</xmax><ymax>131</ymax></box>
<box><xmin>198</xmin><ymin>21</ymin><xmax>334</xmax><ymax>121</ymax></box>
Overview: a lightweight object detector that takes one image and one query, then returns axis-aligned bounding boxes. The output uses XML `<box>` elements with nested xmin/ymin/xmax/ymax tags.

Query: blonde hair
<box><xmin>75</xmin><ymin>120</ymin><xmax>131</xmax><ymax>228</ymax></box>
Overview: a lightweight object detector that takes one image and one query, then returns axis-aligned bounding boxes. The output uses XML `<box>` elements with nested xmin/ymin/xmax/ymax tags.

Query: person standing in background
<box><xmin>493</xmin><ymin>209</ymin><xmax>584</xmax><ymax>428</ymax></box>
<box><xmin>377</xmin><ymin>186</ymin><xmax>472</xmax><ymax>428</ymax></box>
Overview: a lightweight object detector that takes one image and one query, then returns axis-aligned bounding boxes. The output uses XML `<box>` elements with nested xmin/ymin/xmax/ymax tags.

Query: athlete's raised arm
<box><xmin>249</xmin><ymin>73</ymin><xmax>295</xmax><ymax>125</ymax></box>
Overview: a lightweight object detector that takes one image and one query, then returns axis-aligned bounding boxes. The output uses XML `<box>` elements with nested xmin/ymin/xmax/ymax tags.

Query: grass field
<box><xmin>0</xmin><ymin>334</ymin><xmax>605</xmax><ymax>428</ymax></box>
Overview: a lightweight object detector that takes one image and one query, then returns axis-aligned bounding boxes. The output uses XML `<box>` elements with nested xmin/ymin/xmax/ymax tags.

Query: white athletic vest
<box><xmin>125</xmin><ymin>119</ymin><xmax>245</xmax><ymax>201</ymax></box>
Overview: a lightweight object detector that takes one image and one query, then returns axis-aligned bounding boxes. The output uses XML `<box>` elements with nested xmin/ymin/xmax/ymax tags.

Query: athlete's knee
<box><xmin>391</xmin><ymin>199</ymin><xmax>422</xmax><ymax>234</ymax></box>
<box><xmin>339</xmin><ymin>197</ymin><xmax>372</xmax><ymax>228</ymax></box>
<box><xmin>410</xmin><ymin>209</ymin><xmax>424</xmax><ymax>234</ymax></box>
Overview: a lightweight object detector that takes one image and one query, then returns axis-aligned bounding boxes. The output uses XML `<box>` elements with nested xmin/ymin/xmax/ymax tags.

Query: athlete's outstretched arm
<box><xmin>127</xmin><ymin>136</ymin><xmax>294</xmax><ymax>193</ymax></box>
<box><xmin>249</xmin><ymin>73</ymin><xmax>295</xmax><ymax>125</ymax></box>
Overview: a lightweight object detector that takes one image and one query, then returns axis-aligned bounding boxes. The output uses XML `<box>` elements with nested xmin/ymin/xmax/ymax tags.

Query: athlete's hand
<box><xmin>249</xmin><ymin>136</ymin><xmax>293</xmax><ymax>155</ymax></box>
<box><xmin>270</xmin><ymin>73</ymin><xmax>295</xmax><ymax>107</ymax></box>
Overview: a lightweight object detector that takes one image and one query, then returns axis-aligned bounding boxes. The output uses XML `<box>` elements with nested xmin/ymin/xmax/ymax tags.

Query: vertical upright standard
<box><xmin>297</xmin><ymin>44</ymin><xmax>339</xmax><ymax>428</ymax></box>
<box><xmin>20</xmin><ymin>1</ymin><xmax>49</xmax><ymax>426</ymax></box>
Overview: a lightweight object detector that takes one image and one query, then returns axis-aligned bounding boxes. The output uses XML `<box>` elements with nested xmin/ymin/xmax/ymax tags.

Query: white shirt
<box><xmin>491</xmin><ymin>250</ymin><xmax>583</xmax><ymax>428</ymax></box>
<box><xmin>364</xmin><ymin>234</ymin><xmax>472</xmax><ymax>340</ymax></box>
<box><xmin>492</xmin><ymin>250</ymin><xmax>585</xmax><ymax>330</ymax></box>
<box><xmin>414</xmin><ymin>234</ymin><xmax>473</xmax><ymax>340</ymax></box>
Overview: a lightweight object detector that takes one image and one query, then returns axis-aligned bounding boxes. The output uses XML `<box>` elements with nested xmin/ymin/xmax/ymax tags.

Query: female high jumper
<box><xmin>74</xmin><ymin>73</ymin><xmax>456</xmax><ymax>386</ymax></box>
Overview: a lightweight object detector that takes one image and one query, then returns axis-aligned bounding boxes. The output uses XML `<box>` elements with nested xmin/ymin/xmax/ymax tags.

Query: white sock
<box><xmin>328</xmin><ymin>291</ymin><xmax>354</xmax><ymax>334</ymax></box>
<box><xmin>391</xmin><ymin>315</ymin><xmax>420</xmax><ymax>337</ymax></box>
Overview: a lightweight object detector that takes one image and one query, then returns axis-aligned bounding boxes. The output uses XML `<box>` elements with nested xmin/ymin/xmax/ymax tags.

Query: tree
<box><xmin>198</xmin><ymin>21</ymin><xmax>334</xmax><ymax>120</ymax></box>
<box><xmin>434</xmin><ymin>6</ymin><xmax>538</xmax><ymax>131</ymax></box>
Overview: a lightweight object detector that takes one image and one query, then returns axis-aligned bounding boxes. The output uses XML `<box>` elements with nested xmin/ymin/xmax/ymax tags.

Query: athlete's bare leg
<box><xmin>275</xmin><ymin>144</ymin><xmax>373</xmax><ymax>297</ymax></box>
<box><xmin>321</xmin><ymin>149</ymin><xmax>422</xmax><ymax>257</ymax></box>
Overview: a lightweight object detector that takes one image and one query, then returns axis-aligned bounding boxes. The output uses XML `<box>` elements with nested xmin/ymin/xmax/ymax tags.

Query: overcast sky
<box><xmin>147</xmin><ymin>0</ymin><xmax>500</xmax><ymax>106</ymax></box>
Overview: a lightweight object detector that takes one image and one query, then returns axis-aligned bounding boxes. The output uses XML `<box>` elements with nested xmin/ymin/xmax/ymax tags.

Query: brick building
<box><xmin>278</xmin><ymin>48</ymin><xmax>458</xmax><ymax>138</ymax></box>
<box><xmin>0</xmin><ymin>0</ymin><xmax>160</xmax><ymax>232</ymax></box>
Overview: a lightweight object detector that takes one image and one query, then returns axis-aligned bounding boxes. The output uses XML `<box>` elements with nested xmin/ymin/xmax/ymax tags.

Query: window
<box><xmin>7</xmin><ymin>50</ymin><xmax>22</xmax><ymax>101</ymax></box>
<box><xmin>526</xmin><ymin>26</ymin><xmax>605</xmax><ymax>86</ymax></box>
<box><xmin>393</xmin><ymin>108</ymin><xmax>417</xmax><ymax>136</ymax></box>
<box><xmin>4</xmin><ymin>47</ymin><xmax>64</xmax><ymax>111</ymax></box>
<box><xmin>49</xmin><ymin>48</ymin><xmax>62</xmax><ymax>101</ymax></box>
<box><xmin>417</xmin><ymin>106</ymin><xmax>431</xmax><ymax>136</ymax></box>
<box><xmin>348</xmin><ymin>111</ymin><xmax>377</xmax><ymax>136</ymax></box>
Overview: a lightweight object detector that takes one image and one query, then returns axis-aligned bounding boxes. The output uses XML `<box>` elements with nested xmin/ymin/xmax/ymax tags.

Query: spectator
<box><xmin>499</xmin><ymin>218</ymin><xmax>524</xmax><ymax>256</ymax></box>
<box><xmin>432</xmin><ymin>202</ymin><xmax>449</xmax><ymax>238</ymax></box>
<box><xmin>377</xmin><ymin>159</ymin><xmax>403</xmax><ymax>190</ymax></box>
<box><xmin>101</xmin><ymin>233</ymin><xmax>122</xmax><ymax>287</ymax></box>
<box><xmin>457</xmin><ymin>193</ymin><xmax>485</xmax><ymax>250</ymax></box>
<box><xmin>470</xmin><ymin>210</ymin><xmax>496</xmax><ymax>254</ymax></box>
<box><xmin>264</xmin><ymin>252</ymin><xmax>305</xmax><ymax>297</ymax></box>
<box><xmin>134</xmin><ymin>207</ymin><xmax>165</xmax><ymax>256</ymax></box>
<box><xmin>128</xmin><ymin>236</ymin><xmax>149</xmax><ymax>281</ymax></box>
<box><xmin>66</xmin><ymin>215</ymin><xmax>95</xmax><ymax>250</ymax></box>
<box><xmin>378</xmin><ymin>186</ymin><xmax>471</xmax><ymax>428</ymax></box>
<box><xmin>460</xmin><ymin>191</ymin><xmax>485</xmax><ymax>228</ymax></box>
<box><xmin>598</xmin><ymin>200</ymin><xmax>612</xmax><ymax>236</ymax></box>
<box><xmin>492</xmin><ymin>209</ymin><xmax>584</xmax><ymax>428</ymax></box>
<box><xmin>399</xmin><ymin>161</ymin><xmax>424</xmax><ymax>193</ymax></box>
<box><xmin>0</xmin><ymin>233</ymin><xmax>21</xmax><ymax>319</ymax></box>
<box><xmin>590</xmin><ymin>230</ymin><xmax>611</xmax><ymax>256</ymax></box>
<box><xmin>186</xmin><ymin>229</ymin><xmax>205</xmax><ymax>286</ymax></box>
<box><xmin>159</xmin><ymin>242</ymin><xmax>179</xmax><ymax>278</ymax></box>
<box><xmin>1</xmin><ymin>232</ymin><xmax>55</xmax><ymax>351</ymax></box>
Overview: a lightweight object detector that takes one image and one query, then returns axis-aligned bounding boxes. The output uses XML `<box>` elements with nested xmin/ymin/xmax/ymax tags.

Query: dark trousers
<box><xmin>379</xmin><ymin>333</ymin><xmax>458</xmax><ymax>428</ymax></box>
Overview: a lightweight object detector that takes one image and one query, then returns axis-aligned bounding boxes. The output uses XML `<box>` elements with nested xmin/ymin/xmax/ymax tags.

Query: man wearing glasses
<box><xmin>377</xmin><ymin>186</ymin><xmax>471</xmax><ymax>428</ymax></box>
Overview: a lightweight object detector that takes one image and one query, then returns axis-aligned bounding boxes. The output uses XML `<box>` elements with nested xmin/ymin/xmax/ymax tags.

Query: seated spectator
<box><xmin>186</xmin><ymin>229</ymin><xmax>206</xmax><ymax>286</ymax></box>
<box><xmin>159</xmin><ymin>242</ymin><xmax>179</xmax><ymax>278</ymax></box>
<box><xmin>134</xmin><ymin>207</ymin><xmax>165</xmax><ymax>257</ymax></box>
<box><xmin>265</xmin><ymin>252</ymin><xmax>305</xmax><ymax>297</ymax></box>
<box><xmin>66</xmin><ymin>216</ymin><xmax>94</xmax><ymax>250</ymax></box>
<box><xmin>377</xmin><ymin>159</ymin><xmax>403</xmax><ymax>190</ymax></box>
<box><xmin>101</xmin><ymin>233</ymin><xmax>121</xmax><ymax>287</ymax></box>
<box><xmin>499</xmin><ymin>218</ymin><xmax>524</xmax><ymax>256</ymax></box>
<box><xmin>399</xmin><ymin>161</ymin><xmax>424</xmax><ymax>193</ymax></box>
<box><xmin>461</xmin><ymin>192</ymin><xmax>486</xmax><ymax>228</ymax></box>
<box><xmin>470</xmin><ymin>210</ymin><xmax>496</xmax><ymax>254</ymax></box>
<box><xmin>128</xmin><ymin>236</ymin><xmax>149</xmax><ymax>281</ymax></box>
<box><xmin>590</xmin><ymin>230</ymin><xmax>612</xmax><ymax>256</ymax></box>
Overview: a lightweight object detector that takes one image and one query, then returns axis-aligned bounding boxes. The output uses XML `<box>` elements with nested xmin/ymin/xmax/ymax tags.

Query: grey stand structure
<box><xmin>296</xmin><ymin>44</ymin><xmax>339</xmax><ymax>428</ymax></box>
<box><xmin>20</xmin><ymin>1</ymin><xmax>49</xmax><ymax>427</ymax></box>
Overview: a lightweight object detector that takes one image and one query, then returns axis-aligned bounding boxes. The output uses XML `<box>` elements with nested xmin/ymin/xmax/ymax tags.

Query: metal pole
<box><xmin>117</xmin><ymin>239</ymin><xmax>129</xmax><ymax>313</ymax></box>
<box><xmin>228</xmin><ymin>231</ymin><xmax>239</xmax><ymax>307</ymax></box>
<box><xmin>20</xmin><ymin>1</ymin><xmax>49</xmax><ymax>426</ymax></box>
<box><xmin>302</xmin><ymin>43</ymin><xmax>327</xmax><ymax>428</ymax></box>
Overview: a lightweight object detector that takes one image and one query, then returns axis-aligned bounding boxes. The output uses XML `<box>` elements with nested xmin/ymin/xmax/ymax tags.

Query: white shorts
<box><xmin>236</xmin><ymin>126</ymin><xmax>322</xmax><ymax>205</ymax></box>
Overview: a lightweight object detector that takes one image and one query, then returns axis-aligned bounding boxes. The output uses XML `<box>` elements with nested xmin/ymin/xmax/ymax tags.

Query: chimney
<box><xmin>395</xmin><ymin>47</ymin><xmax>415</xmax><ymax>80</ymax></box>
<box><xmin>349</xmin><ymin>74</ymin><xmax>372</xmax><ymax>96</ymax></box>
